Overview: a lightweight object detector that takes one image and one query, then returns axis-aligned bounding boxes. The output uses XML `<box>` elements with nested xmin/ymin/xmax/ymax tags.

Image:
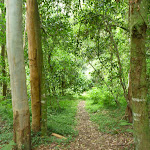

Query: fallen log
<box><xmin>51</xmin><ymin>133</ymin><xmax>67</xmax><ymax>139</ymax></box>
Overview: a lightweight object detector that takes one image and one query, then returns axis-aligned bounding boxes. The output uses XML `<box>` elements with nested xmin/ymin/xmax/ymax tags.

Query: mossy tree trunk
<box><xmin>6</xmin><ymin>0</ymin><xmax>31</xmax><ymax>149</ymax></box>
<box><xmin>129</xmin><ymin>0</ymin><xmax>150</xmax><ymax>149</ymax></box>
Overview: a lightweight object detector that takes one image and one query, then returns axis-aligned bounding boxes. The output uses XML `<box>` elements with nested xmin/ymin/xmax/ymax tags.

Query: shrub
<box><xmin>87</xmin><ymin>87</ymin><xmax>102</xmax><ymax>104</ymax></box>
<box><xmin>87</xmin><ymin>87</ymin><xmax>116</xmax><ymax>107</ymax></box>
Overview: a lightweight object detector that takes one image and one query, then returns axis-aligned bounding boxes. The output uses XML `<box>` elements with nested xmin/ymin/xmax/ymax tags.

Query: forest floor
<box><xmin>36</xmin><ymin>101</ymin><xmax>134</xmax><ymax>150</ymax></box>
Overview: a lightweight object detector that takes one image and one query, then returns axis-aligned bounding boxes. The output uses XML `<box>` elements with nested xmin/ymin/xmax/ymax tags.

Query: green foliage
<box><xmin>31</xmin><ymin>95</ymin><xmax>78</xmax><ymax>148</ymax></box>
<box><xmin>86</xmin><ymin>100</ymin><xmax>132</xmax><ymax>134</ymax></box>
<box><xmin>44</xmin><ymin>48</ymin><xmax>90</xmax><ymax>96</ymax></box>
<box><xmin>86</xmin><ymin>87</ymin><xmax>116</xmax><ymax>107</ymax></box>
<box><xmin>0</xmin><ymin>2</ymin><xmax>6</xmax><ymax>45</ymax></box>
<box><xmin>0</xmin><ymin>99</ymin><xmax>13</xmax><ymax>122</ymax></box>
<box><xmin>78</xmin><ymin>92</ymin><xmax>89</xmax><ymax>101</ymax></box>
<box><xmin>83</xmin><ymin>86</ymin><xmax>132</xmax><ymax>134</ymax></box>
<box><xmin>88</xmin><ymin>87</ymin><xmax>102</xmax><ymax>104</ymax></box>
<box><xmin>1</xmin><ymin>0</ymin><xmax>150</xmax><ymax>149</ymax></box>
<box><xmin>0</xmin><ymin>141</ymin><xmax>16</xmax><ymax>150</ymax></box>
<box><xmin>85</xmin><ymin>100</ymin><xmax>101</xmax><ymax>113</ymax></box>
<box><xmin>47</xmin><ymin>97</ymin><xmax>78</xmax><ymax>136</ymax></box>
<box><xmin>0</xmin><ymin>95</ymin><xmax>78</xmax><ymax>149</ymax></box>
<box><xmin>0</xmin><ymin>99</ymin><xmax>13</xmax><ymax>148</ymax></box>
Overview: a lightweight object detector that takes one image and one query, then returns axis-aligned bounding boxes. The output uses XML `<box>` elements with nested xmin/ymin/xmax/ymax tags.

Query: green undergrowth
<box><xmin>84</xmin><ymin>87</ymin><xmax>133</xmax><ymax>134</ymax></box>
<box><xmin>31</xmin><ymin>95</ymin><xmax>79</xmax><ymax>148</ymax></box>
<box><xmin>86</xmin><ymin>102</ymin><xmax>133</xmax><ymax>134</ymax></box>
<box><xmin>47</xmin><ymin>95</ymin><xmax>78</xmax><ymax>136</ymax></box>
<box><xmin>0</xmin><ymin>99</ymin><xmax>13</xmax><ymax>149</ymax></box>
<box><xmin>0</xmin><ymin>94</ymin><xmax>79</xmax><ymax>149</ymax></box>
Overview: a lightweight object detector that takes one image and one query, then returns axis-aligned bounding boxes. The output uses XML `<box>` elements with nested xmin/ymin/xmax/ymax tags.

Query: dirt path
<box><xmin>36</xmin><ymin>101</ymin><xmax>133</xmax><ymax>150</ymax></box>
<box><xmin>63</xmin><ymin>101</ymin><xmax>133</xmax><ymax>150</ymax></box>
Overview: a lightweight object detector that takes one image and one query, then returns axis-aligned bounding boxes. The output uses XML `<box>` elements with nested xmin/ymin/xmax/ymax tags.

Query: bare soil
<box><xmin>36</xmin><ymin>101</ymin><xmax>134</xmax><ymax>150</ymax></box>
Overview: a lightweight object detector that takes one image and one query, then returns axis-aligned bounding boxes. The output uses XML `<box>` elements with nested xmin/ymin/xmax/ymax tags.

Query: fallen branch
<box><xmin>51</xmin><ymin>133</ymin><xmax>67</xmax><ymax>139</ymax></box>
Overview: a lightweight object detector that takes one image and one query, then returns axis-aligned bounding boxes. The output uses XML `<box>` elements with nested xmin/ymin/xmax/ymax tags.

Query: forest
<box><xmin>0</xmin><ymin>0</ymin><xmax>150</xmax><ymax>150</ymax></box>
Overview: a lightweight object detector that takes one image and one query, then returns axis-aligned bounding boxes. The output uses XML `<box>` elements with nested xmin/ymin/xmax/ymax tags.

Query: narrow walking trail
<box><xmin>35</xmin><ymin>101</ymin><xmax>133</xmax><ymax>150</ymax></box>
<box><xmin>65</xmin><ymin>101</ymin><xmax>133</xmax><ymax>150</ymax></box>
<box><xmin>67</xmin><ymin>100</ymin><xmax>107</xmax><ymax>150</ymax></box>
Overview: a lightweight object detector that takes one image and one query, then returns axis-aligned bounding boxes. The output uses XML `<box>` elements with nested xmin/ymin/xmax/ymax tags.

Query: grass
<box><xmin>82</xmin><ymin>87</ymin><xmax>133</xmax><ymax>135</ymax></box>
<box><xmin>0</xmin><ymin>94</ymin><xmax>79</xmax><ymax>149</ymax></box>
<box><xmin>32</xmin><ymin>95</ymin><xmax>79</xmax><ymax>148</ymax></box>
<box><xmin>0</xmin><ymin>99</ymin><xmax>13</xmax><ymax>149</ymax></box>
<box><xmin>0</xmin><ymin>90</ymin><xmax>134</xmax><ymax>149</ymax></box>
<box><xmin>47</xmin><ymin>96</ymin><xmax>78</xmax><ymax>136</ymax></box>
<box><xmin>85</xmin><ymin>99</ymin><xmax>133</xmax><ymax>134</ymax></box>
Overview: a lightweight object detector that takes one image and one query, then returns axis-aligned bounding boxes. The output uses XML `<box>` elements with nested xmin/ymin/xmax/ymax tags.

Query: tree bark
<box><xmin>1</xmin><ymin>45</ymin><xmax>7</xmax><ymax>98</ymax></box>
<box><xmin>6</xmin><ymin>0</ymin><xmax>31</xmax><ymax>149</ymax></box>
<box><xmin>125</xmin><ymin>70</ymin><xmax>132</xmax><ymax>123</ymax></box>
<box><xmin>26</xmin><ymin>0</ymin><xmax>47</xmax><ymax>135</ymax></box>
<box><xmin>1</xmin><ymin>0</ymin><xmax>7</xmax><ymax>99</ymax></box>
<box><xmin>26</xmin><ymin>0</ymin><xmax>42</xmax><ymax>132</ymax></box>
<box><xmin>129</xmin><ymin>0</ymin><xmax>150</xmax><ymax>149</ymax></box>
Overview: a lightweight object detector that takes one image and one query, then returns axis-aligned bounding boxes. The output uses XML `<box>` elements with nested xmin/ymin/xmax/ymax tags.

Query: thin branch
<box><xmin>106</xmin><ymin>21</ymin><xmax>128</xmax><ymax>101</ymax></box>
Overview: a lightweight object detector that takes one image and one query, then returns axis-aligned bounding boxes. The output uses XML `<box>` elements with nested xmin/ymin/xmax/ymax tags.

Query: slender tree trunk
<box><xmin>26</xmin><ymin>0</ymin><xmax>42</xmax><ymax>132</ymax></box>
<box><xmin>1</xmin><ymin>0</ymin><xmax>7</xmax><ymax>99</ymax></box>
<box><xmin>41</xmin><ymin>60</ymin><xmax>47</xmax><ymax>136</ymax></box>
<box><xmin>125</xmin><ymin>70</ymin><xmax>133</xmax><ymax>123</ymax></box>
<box><xmin>1</xmin><ymin>45</ymin><xmax>7</xmax><ymax>98</ymax></box>
<box><xmin>107</xmin><ymin>25</ymin><xmax>132</xmax><ymax>122</ymax></box>
<box><xmin>129</xmin><ymin>0</ymin><xmax>150</xmax><ymax>149</ymax></box>
<box><xmin>107</xmin><ymin>25</ymin><xmax>127</xmax><ymax>99</ymax></box>
<box><xmin>6</xmin><ymin>0</ymin><xmax>31</xmax><ymax>149</ymax></box>
<box><xmin>48</xmin><ymin>52</ymin><xmax>53</xmax><ymax>96</ymax></box>
<box><xmin>61</xmin><ymin>73</ymin><xmax>65</xmax><ymax>96</ymax></box>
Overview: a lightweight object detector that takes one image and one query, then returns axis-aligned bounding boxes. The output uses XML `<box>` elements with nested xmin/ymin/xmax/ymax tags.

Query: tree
<box><xmin>26</xmin><ymin>0</ymin><xmax>42</xmax><ymax>133</ymax></box>
<box><xmin>129</xmin><ymin>0</ymin><xmax>150</xmax><ymax>149</ymax></box>
<box><xmin>1</xmin><ymin>45</ymin><xmax>7</xmax><ymax>98</ymax></box>
<box><xmin>0</xmin><ymin>0</ymin><xmax>7</xmax><ymax>99</ymax></box>
<box><xmin>6</xmin><ymin>0</ymin><xmax>31</xmax><ymax>149</ymax></box>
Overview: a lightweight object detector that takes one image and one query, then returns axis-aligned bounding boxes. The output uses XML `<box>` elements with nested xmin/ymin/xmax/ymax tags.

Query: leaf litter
<box><xmin>35</xmin><ymin>101</ymin><xmax>134</xmax><ymax>150</ymax></box>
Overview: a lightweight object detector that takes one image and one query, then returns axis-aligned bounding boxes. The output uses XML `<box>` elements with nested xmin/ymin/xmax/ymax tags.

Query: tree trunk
<box><xmin>107</xmin><ymin>25</ymin><xmax>132</xmax><ymax>117</ymax></box>
<box><xmin>61</xmin><ymin>73</ymin><xmax>65</xmax><ymax>96</ymax></box>
<box><xmin>125</xmin><ymin>70</ymin><xmax>132</xmax><ymax>123</ymax></box>
<box><xmin>129</xmin><ymin>0</ymin><xmax>150</xmax><ymax>149</ymax></box>
<box><xmin>26</xmin><ymin>0</ymin><xmax>47</xmax><ymax>135</ymax></box>
<box><xmin>6</xmin><ymin>0</ymin><xmax>31</xmax><ymax>149</ymax></box>
<box><xmin>1</xmin><ymin>0</ymin><xmax>7</xmax><ymax>99</ymax></box>
<box><xmin>26</xmin><ymin>0</ymin><xmax>42</xmax><ymax>132</ymax></box>
<box><xmin>107</xmin><ymin>25</ymin><xmax>127</xmax><ymax>100</ymax></box>
<box><xmin>1</xmin><ymin>45</ymin><xmax>7</xmax><ymax>98</ymax></box>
